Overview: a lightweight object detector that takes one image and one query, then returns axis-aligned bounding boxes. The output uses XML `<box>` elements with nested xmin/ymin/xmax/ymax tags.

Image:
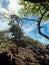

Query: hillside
<box><xmin>0</xmin><ymin>41</ymin><xmax>49</xmax><ymax>65</ymax></box>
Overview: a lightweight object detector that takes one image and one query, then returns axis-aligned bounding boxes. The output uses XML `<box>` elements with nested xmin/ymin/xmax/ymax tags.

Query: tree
<box><xmin>19</xmin><ymin>0</ymin><xmax>49</xmax><ymax>39</ymax></box>
<box><xmin>0</xmin><ymin>32</ymin><xmax>3</xmax><ymax>40</ymax></box>
<box><xmin>9</xmin><ymin>15</ymin><xmax>23</xmax><ymax>26</ymax></box>
<box><xmin>0</xmin><ymin>8</ymin><xmax>24</xmax><ymax>42</ymax></box>
<box><xmin>9</xmin><ymin>24</ymin><xmax>24</xmax><ymax>43</ymax></box>
<box><xmin>8</xmin><ymin>14</ymin><xmax>24</xmax><ymax>43</ymax></box>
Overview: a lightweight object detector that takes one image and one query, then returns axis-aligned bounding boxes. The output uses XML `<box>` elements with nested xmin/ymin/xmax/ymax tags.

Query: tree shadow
<box><xmin>0</xmin><ymin>52</ymin><xmax>16</xmax><ymax>65</ymax></box>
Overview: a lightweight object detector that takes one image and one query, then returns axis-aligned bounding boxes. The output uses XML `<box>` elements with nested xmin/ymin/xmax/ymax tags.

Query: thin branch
<box><xmin>39</xmin><ymin>32</ymin><xmax>49</xmax><ymax>39</ymax></box>
<box><xmin>23</xmin><ymin>18</ymin><xmax>38</xmax><ymax>22</ymax></box>
<box><xmin>39</xmin><ymin>9</ymin><xmax>47</xmax><ymax>22</ymax></box>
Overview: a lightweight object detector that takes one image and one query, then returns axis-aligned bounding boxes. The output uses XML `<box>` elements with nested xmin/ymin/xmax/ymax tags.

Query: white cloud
<box><xmin>8</xmin><ymin>0</ymin><xmax>23</xmax><ymax>15</ymax></box>
<box><xmin>26</xmin><ymin>25</ymin><xmax>36</xmax><ymax>32</ymax></box>
<box><xmin>23</xmin><ymin>24</ymin><xmax>37</xmax><ymax>34</ymax></box>
<box><xmin>0</xmin><ymin>0</ymin><xmax>23</xmax><ymax>15</ymax></box>
<box><xmin>41</xmin><ymin>20</ymin><xmax>49</xmax><ymax>26</ymax></box>
<box><xmin>46</xmin><ymin>21</ymin><xmax>49</xmax><ymax>33</ymax></box>
<box><xmin>0</xmin><ymin>21</ymin><xmax>9</xmax><ymax>30</ymax></box>
<box><xmin>38</xmin><ymin>37</ymin><xmax>49</xmax><ymax>44</ymax></box>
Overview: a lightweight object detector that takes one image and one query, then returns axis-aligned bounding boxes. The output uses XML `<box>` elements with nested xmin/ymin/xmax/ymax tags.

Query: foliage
<box><xmin>8</xmin><ymin>15</ymin><xmax>23</xmax><ymax>26</ymax></box>
<box><xmin>19</xmin><ymin>0</ymin><xmax>49</xmax><ymax>39</ymax></box>
<box><xmin>0</xmin><ymin>42</ymin><xmax>9</xmax><ymax>51</ymax></box>
<box><xmin>21</xmin><ymin>36</ymin><xmax>43</xmax><ymax>48</ymax></box>
<box><xmin>0</xmin><ymin>32</ymin><xmax>3</xmax><ymax>40</ymax></box>
<box><xmin>9</xmin><ymin>24</ymin><xmax>24</xmax><ymax>43</ymax></box>
<box><xmin>19</xmin><ymin>0</ymin><xmax>49</xmax><ymax>21</ymax></box>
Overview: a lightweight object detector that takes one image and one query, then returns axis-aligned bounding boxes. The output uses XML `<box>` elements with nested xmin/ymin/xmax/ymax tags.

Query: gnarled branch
<box><xmin>22</xmin><ymin>0</ymin><xmax>49</xmax><ymax>39</ymax></box>
<box><xmin>37</xmin><ymin>9</ymin><xmax>49</xmax><ymax>39</ymax></box>
<box><xmin>23</xmin><ymin>9</ymin><xmax>49</xmax><ymax>39</ymax></box>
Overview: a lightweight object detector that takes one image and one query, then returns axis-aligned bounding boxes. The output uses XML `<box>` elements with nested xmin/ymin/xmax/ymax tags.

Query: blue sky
<box><xmin>0</xmin><ymin>0</ymin><xmax>49</xmax><ymax>44</ymax></box>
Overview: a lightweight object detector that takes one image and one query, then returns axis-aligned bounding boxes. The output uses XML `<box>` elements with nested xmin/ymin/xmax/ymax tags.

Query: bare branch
<box><xmin>22</xmin><ymin>9</ymin><xmax>49</xmax><ymax>39</ymax></box>
<box><xmin>23</xmin><ymin>18</ymin><xmax>38</xmax><ymax>22</ymax></box>
<box><xmin>39</xmin><ymin>32</ymin><xmax>49</xmax><ymax>39</ymax></box>
<box><xmin>38</xmin><ymin>9</ymin><xmax>49</xmax><ymax>39</ymax></box>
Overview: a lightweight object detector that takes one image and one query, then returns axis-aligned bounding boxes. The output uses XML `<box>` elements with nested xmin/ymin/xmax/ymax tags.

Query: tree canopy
<box><xmin>19</xmin><ymin>0</ymin><xmax>49</xmax><ymax>21</ymax></box>
<box><xmin>19</xmin><ymin>0</ymin><xmax>49</xmax><ymax>39</ymax></box>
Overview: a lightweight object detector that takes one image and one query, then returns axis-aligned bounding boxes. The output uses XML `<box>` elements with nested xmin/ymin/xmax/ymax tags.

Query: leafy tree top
<box><xmin>19</xmin><ymin>0</ymin><xmax>49</xmax><ymax>39</ymax></box>
<box><xmin>19</xmin><ymin>0</ymin><xmax>49</xmax><ymax>21</ymax></box>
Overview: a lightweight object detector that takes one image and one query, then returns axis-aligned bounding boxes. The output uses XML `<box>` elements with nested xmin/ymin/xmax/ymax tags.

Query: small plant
<box><xmin>0</xmin><ymin>42</ymin><xmax>10</xmax><ymax>51</ymax></box>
